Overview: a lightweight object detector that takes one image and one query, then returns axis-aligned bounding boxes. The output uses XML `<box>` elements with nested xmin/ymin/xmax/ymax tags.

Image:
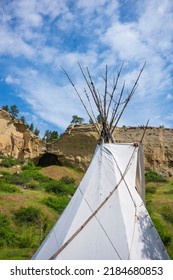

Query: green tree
<box><xmin>28</xmin><ymin>123</ymin><xmax>34</xmax><ymax>132</ymax></box>
<box><xmin>96</xmin><ymin>114</ymin><xmax>102</xmax><ymax>124</ymax></box>
<box><xmin>20</xmin><ymin>116</ymin><xmax>26</xmax><ymax>124</ymax></box>
<box><xmin>34</xmin><ymin>128</ymin><xmax>40</xmax><ymax>136</ymax></box>
<box><xmin>27</xmin><ymin>123</ymin><xmax>40</xmax><ymax>136</ymax></box>
<box><xmin>2</xmin><ymin>105</ymin><xmax>9</xmax><ymax>112</ymax></box>
<box><xmin>89</xmin><ymin>114</ymin><xmax>102</xmax><ymax>124</ymax></box>
<box><xmin>43</xmin><ymin>130</ymin><xmax>51</xmax><ymax>142</ymax></box>
<box><xmin>43</xmin><ymin>130</ymin><xmax>59</xmax><ymax>143</ymax></box>
<box><xmin>71</xmin><ymin>115</ymin><xmax>84</xmax><ymax>124</ymax></box>
<box><xmin>9</xmin><ymin>105</ymin><xmax>19</xmax><ymax>119</ymax></box>
<box><xmin>50</xmin><ymin>131</ymin><xmax>58</xmax><ymax>142</ymax></box>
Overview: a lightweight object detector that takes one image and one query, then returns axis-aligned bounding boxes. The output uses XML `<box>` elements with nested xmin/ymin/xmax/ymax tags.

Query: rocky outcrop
<box><xmin>0</xmin><ymin>109</ymin><xmax>46</xmax><ymax>161</ymax></box>
<box><xmin>47</xmin><ymin>124</ymin><xmax>98</xmax><ymax>170</ymax></box>
<box><xmin>0</xmin><ymin>108</ymin><xmax>172</xmax><ymax>177</ymax></box>
<box><xmin>115</xmin><ymin>126</ymin><xmax>173</xmax><ymax>177</ymax></box>
<box><xmin>47</xmin><ymin>124</ymin><xmax>173</xmax><ymax>177</ymax></box>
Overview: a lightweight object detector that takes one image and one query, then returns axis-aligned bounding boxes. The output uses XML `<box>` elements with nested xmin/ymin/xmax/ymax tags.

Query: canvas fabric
<box><xmin>32</xmin><ymin>143</ymin><xmax>169</xmax><ymax>260</ymax></box>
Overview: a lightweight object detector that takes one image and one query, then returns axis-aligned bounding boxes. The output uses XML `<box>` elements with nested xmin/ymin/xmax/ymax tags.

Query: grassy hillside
<box><xmin>0</xmin><ymin>159</ymin><xmax>84</xmax><ymax>259</ymax></box>
<box><xmin>145</xmin><ymin>171</ymin><xmax>173</xmax><ymax>259</ymax></box>
<box><xmin>0</xmin><ymin>157</ymin><xmax>172</xmax><ymax>259</ymax></box>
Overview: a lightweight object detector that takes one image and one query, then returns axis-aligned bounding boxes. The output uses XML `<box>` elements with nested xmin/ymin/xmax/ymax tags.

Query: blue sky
<box><xmin>0</xmin><ymin>0</ymin><xmax>173</xmax><ymax>136</ymax></box>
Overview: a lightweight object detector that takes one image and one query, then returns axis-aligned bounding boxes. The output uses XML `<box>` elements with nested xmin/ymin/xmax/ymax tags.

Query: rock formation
<box><xmin>0</xmin><ymin>108</ymin><xmax>172</xmax><ymax>177</ymax></box>
<box><xmin>47</xmin><ymin>124</ymin><xmax>173</xmax><ymax>177</ymax></box>
<box><xmin>0</xmin><ymin>109</ymin><xmax>46</xmax><ymax>161</ymax></box>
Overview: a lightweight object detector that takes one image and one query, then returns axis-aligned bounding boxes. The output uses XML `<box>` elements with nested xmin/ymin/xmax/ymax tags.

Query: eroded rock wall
<box><xmin>0</xmin><ymin>108</ymin><xmax>172</xmax><ymax>177</ymax></box>
<box><xmin>0</xmin><ymin>109</ymin><xmax>46</xmax><ymax>161</ymax></box>
<box><xmin>48</xmin><ymin>124</ymin><xmax>173</xmax><ymax>177</ymax></box>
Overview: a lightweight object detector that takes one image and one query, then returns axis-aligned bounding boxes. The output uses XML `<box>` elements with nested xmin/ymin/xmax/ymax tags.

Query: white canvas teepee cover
<box><xmin>32</xmin><ymin>143</ymin><xmax>169</xmax><ymax>260</ymax></box>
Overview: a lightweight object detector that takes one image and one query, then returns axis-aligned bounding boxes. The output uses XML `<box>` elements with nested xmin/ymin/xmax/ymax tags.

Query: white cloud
<box><xmin>11</xmin><ymin>0</ymin><xmax>67</xmax><ymax>26</ymax></box>
<box><xmin>15</xmin><ymin>5</ymin><xmax>43</xmax><ymax>28</ymax></box>
<box><xmin>5</xmin><ymin>75</ymin><xmax>20</xmax><ymax>85</ymax></box>
<box><xmin>0</xmin><ymin>28</ymin><xmax>35</xmax><ymax>58</ymax></box>
<box><xmin>138</xmin><ymin>0</ymin><xmax>173</xmax><ymax>47</ymax></box>
<box><xmin>14</xmin><ymin>67</ymin><xmax>84</xmax><ymax>129</ymax></box>
<box><xmin>0</xmin><ymin>0</ymin><xmax>172</xmax><ymax>131</ymax></box>
<box><xmin>38</xmin><ymin>0</ymin><xmax>68</xmax><ymax>20</ymax></box>
<box><xmin>102</xmin><ymin>22</ymin><xmax>147</xmax><ymax>61</ymax></box>
<box><xmin>0</xmin><ymin>0</ymin><xmax>68</xmax><ymax>60</ymax></box>
<box><xmin>100</xmin><ymin>0</ymin><xmax>173</xmax><ymax>112</ymax></box>
<box><xmin>77</xmin><ymin>0</ymin><xmax>110</xmax><ymax>10</ymax></box>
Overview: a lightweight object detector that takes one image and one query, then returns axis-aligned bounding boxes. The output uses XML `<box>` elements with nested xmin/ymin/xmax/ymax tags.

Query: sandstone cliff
<box><xmin>0</xmin><ymin>109</ymin><xmax>46</xmax><ymax>161</ymax></box>
<box><xmin>0</xmin><ymin>108</ymin><xmax>172</xmax><ymax>177</ymax></box>
<box><xmin>48</xmin><ymin>124</ymin><xmax>173</xmax><ymax>177</ymax></box>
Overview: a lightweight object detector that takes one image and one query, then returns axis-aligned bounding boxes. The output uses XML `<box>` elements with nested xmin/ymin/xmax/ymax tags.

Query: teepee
<box><xmin>32</xmin><ymin>63</ymin><xmax>169</xmax><ymax>260</ymax></box>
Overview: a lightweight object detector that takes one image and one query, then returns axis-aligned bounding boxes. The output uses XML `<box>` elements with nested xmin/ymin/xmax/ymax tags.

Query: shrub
<box><xmin>1</xmin><ymin>169</ymin><xmax>55</xmax><ymax>192</ymax></box>
<box><xmin>60</xmin><ymin>176</ymin><xmax>76</xmax><ymax>185</ymax></box>
<box><xmin>0</xmin><ymin>156</ymin><xmax>21</xmax><ymax>167</ymax></box>
<box><xmin>45</xmin><ymin>180</ymin><xmax>66</xmax><ymax>194</ymax></box>
<box><xmin>45</xmin><ymin>180</ymin><xmax>76</xmax><ymax>195</ymax></box>
<box><xmin>24</xmin><ymin>181</ymin><xmax>41</xmax><ymax>190</ymax></box>
<box><xmin>18</xmin><ymin>234</ymin><xmax>34</xmax><ymax>248</ymax></box>
<box><xmin>3</xmin><ymin>173</ymin><xmax>27</xmax><ymax>186</ymax></box>
<box><xmin>145</xmin><ymin>185</ymin><xmax>157</xmax><ymax>194</ymax></box>
<box><xmin>160</xmin><ymin>205</ymin><xmax>173</xmax><ymax>224</ymax></box>
<box><xmin>19</xmin><ymin>170</ymin><xmax>50</xmax><ymax>184</ymax></box>
<box><xmin>21</xmin><ymin>160</ymin><xmax>36</xmax><ymax>170</ymax></box>
<box><xmin>4</xmin><ymin>170</ymin><xmax>50</xmax><ymax>187</ymax></box>
<box><xmin>152</xmin><ymin>217</ymin><xmax>172</xmax><ymax>246</ymax></box>
<box><xmin>21</xmin><ymin>160</ymin><xmax>41</xmax><ymax>171</ymax></box>
<box><xmin>42</xmin><ymin>196</ymin><xmax>70</xmax><ymax>214</ymax></box>
<box><xmin>17</xmin><ymin>170</ymin><xmax>39</xmax><ymax>182</ymax></box>
<box><xmin>14</xmin><ymin>206</ymin><xmax>41</xmax><ymax>224</ymax></box>
<box><xmin>164</xmin><ymin>190</ymin><xmax>173</xmax><ymax>194</ymax></box>
<box><xmin>0</xmin><ymin>170</ymin><xmax>11</xmax><ymax>176</ymax></box>
<box><xmin>164</xmin><ymin>185</ymin><xmax>173</xmax><ymax>195</ymax></box>
<box><xmin>0</xmin><ymin>214</ymin><xmax>17</xmax><ymax>247</ymax></box>
<box><xmin>0</xmin><ymin>179</ymin><xmax>20</xmax><ymax>193</ymax></box>
<box><xmin>145</xmin><ymin>171</ymin><xmax>167</xmax><ymax>183</ymax></box>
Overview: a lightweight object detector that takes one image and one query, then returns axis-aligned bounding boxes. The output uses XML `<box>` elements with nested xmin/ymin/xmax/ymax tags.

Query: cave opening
<box><xmin>37</xmin><ymin>153</ymin><xmax>62</xmax><ymax>167</ymax></box>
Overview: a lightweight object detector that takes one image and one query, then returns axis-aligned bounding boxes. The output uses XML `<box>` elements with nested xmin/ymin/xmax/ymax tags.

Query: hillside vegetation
<box><xmin>145</xmin><ymin>171</ymin><xmax>173</xmax><ymax>259</ymax></box>
<box><xmin>0</xmin><ymin>158</ymin><xmax>83</xmax><ymax>259</ymax></box>
<box><xmin>0</xmin><ymin>156</ymin><xmax>172</xmax><ymax>259</ymax></box>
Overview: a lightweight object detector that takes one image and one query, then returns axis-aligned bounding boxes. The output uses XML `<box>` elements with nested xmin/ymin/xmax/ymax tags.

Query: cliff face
<box><xmin>0</xmin><ymin>108</ymin><xmax>172</xmax><ymax>177</ymax></box>
<box><xmin>48</xmin><ymin>124</ymin><xmax>173</xmax><ymax>177</ymax></box>
<box><xmin>0</xmin><ymin>109</ymin><xmax>46</xmax><ymax>161</ymax></box>
<box><xmin>47</xmin><ymin>124</ymin><xmax>98</xmax><ymax>170</ymax></box>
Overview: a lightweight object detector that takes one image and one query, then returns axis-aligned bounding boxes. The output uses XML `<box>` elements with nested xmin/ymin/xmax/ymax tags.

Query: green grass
<box><xmin>0</xmin><ymin>179</ymin><xmax>21</xmax><ymax>193</ymax></box>
<box><xmin>0</xmin><ymin>214</ymin><xmax>18</xmax><ymax>247</ymax></box>
<box><xmin>0</xmin><ymin>248</ymin><xmax>34</xmax><ymax>260</ymax></box>
<box><xmin>45</xmin><ymin>180</ymin><xmax>76</xmax><ymax>195</ymax></box>
<box><xmin>0</xmin><ymin>155</ymin><xmax>22</xmax><ymax>167</ymax></box>
<box><xmin>0</xmin><ymin>190</ymin><xmax>58</xmax><ymax>259</ymax></box>
<box><xmin>0</xmin><ymin>164</ymin><xmax>172</xmax><ymax>260</ymax></box>
<box><xmin>41</xmin><ymin>196</ymin><xmax>70</xmax><ymax>214</ymax></box>
<box><xmin>145</xmin><ymin>173</ymin><xmax>173</xmax><ymax>259</ymax></box>
<box><xmin>0</xmin><ymin>164</ymin><xmax>77</xmax><ymax>259</ymax></box>
<box><xmin>145</xmin><ymin>170</ymin><xmax>167</xmax><ymax>183</ymax></box>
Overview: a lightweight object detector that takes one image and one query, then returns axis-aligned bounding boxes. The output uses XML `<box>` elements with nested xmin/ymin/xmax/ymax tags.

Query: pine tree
<box><xmin>71</xmin><ymin>115</ymin><xmax>84</xmax><ymax>124</ymax></box>
<box><xmin>9</xmin><ymin>105</ymin><xmax>19</xmax><ymax>119</ymax></box>
<box><xmin>2</xmin><ymin>105</ymin><xmax>9</xmax><ymax>112</ymax></box>
<box><xmin>29</xmin><ymin>123</ymin><xmax>34</xmax><ymax>132</ymax></box>
<box><xmin>34</xmin><ymin>128</ymin><xmax>40</xmax><ymax>136</ymax></box>
<box><xmin>42</xmin><ymin>130</ymin><xmax>59</xmax><ymax>143</ymax></box>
